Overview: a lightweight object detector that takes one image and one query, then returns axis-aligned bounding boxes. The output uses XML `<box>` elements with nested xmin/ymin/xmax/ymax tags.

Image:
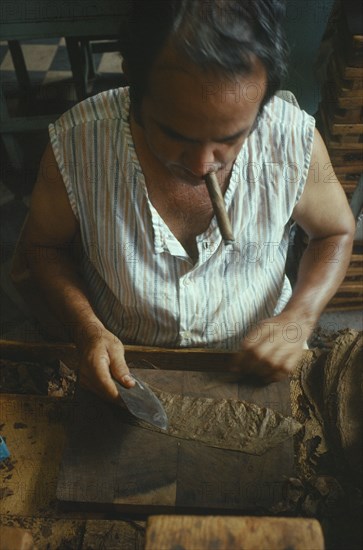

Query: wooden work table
<box><xmin>0</xmin><ymin>392</ymin><xmax>146</xmax><ymax>548</ymax></box>
<box><xmin>0</xmin><ymin>340</ymin><xmax>295</xmax><ymax>547</ymax></box>
<box><xmin>0</xmin><ymin>337</ymin><xmax>362</xmax><ymax>549</ymax></box>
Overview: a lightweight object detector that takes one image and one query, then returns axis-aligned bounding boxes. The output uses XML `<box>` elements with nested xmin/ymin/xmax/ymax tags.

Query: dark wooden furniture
<box><xmin>0</xmin><ymin>0</ymin><xmax>132</xmax><ymax>170</ymax></box>
<box><xmin>318</xmin><ymin>1</ymin><xmax>363</xmax><ymax>311</ymax></box>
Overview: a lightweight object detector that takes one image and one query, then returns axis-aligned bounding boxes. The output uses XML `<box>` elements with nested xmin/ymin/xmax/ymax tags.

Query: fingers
<box><xmin>109</xmin><ymin>353</ymin><xmax>135</xmax><ymax>389</ymax></box>
<box><xmin>79</xmin><ymin>352</ymin><xmax>118</xmax><ymax>402</ymax></box>
<box><xmin>104</xmin><ymin>333</ymin><xmax>135</xmax><ymax>388</ymax></box>
<box><xmin>231</xmin><ymin>314</ymin><xmax>307</xmax><ymax>383</ymax></box>
<box><xmin>78</xmin><ymin>331</ymin><xmax>134</xmax><ymax>402</ymax></box>
<box><xmin>230</xmin><ymin>350</ymin><xmax>288</xmax><ymax>384</ymax></box>
<box><xmin>230</xmin><ymin>328</ymin><xmax>302</xmax><ymax>383</ymax></box>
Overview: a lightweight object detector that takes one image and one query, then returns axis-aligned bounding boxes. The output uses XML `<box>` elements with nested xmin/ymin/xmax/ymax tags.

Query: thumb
<box><xmin>109</xmin><ymin>352</ymin><xmax>135</xmax><ymax>389</ymax></box>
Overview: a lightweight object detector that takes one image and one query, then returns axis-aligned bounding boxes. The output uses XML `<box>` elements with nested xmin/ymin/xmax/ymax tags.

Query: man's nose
<box><xmin>181</xmin><ymin>145</ymin><xmax>221</xmax><ymax>178</ymax></box>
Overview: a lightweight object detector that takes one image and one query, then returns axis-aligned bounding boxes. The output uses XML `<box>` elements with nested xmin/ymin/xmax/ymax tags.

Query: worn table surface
<box><xmin>1</xmin><ymin>339</ymin><xmax>362</xmax><ymax>549</ymax></box>
<box><xmin>0</xmin><ymin>392</ymin><xmax>146</xmax><ymax>548</ymax></box>
<box><xmin>1</xmin><ymin>346</ymin><xmax>298</xmax><ymax>514</ymax></box>
<box><xmin>57</xmin><ymin>366</ymin><xmax>296</xmax><ymax>515</ymax></box>
<box><xmin>0</xmin><ymin>381</ymin><xmax>294</xmax><ymax>546</ymax></box>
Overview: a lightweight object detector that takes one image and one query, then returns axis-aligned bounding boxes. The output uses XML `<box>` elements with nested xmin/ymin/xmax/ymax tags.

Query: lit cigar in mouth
<box><xmin>204</xmin><ymin>172</ymin><xmax>235</xmax><ymax>245</ymax></box>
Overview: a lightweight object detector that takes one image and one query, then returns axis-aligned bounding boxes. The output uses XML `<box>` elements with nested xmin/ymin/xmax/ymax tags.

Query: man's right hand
<box><xmin>77</xmin><ymin>326</ymin><xmax>135</xmax><ymax>402</ymax></box>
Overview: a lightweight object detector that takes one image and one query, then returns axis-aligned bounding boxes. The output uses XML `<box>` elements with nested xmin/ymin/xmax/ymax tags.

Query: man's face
<box><xmin>138</xmin><ymin>45</ymin><xmax>267</xmax><ymax>185</ymax></box>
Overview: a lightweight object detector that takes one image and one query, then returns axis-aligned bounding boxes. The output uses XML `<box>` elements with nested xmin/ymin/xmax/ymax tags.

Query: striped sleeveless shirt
<box><xmin>49</xmin><ymin>87</ymin><xmax>315</xmax><ymax>349</ymax></box>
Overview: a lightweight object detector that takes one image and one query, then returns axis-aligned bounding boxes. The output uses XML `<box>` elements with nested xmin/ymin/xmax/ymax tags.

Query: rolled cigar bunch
<box><xmin>204</xmin><ymin>172</ymin><xmax>235</xmax><ymax>245</ymax></box>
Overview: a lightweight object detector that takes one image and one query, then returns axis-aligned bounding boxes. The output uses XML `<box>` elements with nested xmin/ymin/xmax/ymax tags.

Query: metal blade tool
<box><xmin>113</xmin><ymin>373</ymin><xmax>168</xmax><ymax>430</ymax></box>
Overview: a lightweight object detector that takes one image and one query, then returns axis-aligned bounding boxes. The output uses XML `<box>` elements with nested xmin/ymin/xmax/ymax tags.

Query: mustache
<box><xmin>168</xmin><ymin>163</ymin><xmax>225</xmax><ymax>179</ymax></box>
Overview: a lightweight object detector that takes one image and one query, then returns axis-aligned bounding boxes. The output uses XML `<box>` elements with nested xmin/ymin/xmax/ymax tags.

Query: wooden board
<box><xmin>0</xmin><ymin>394</ymin><xmax>71</xmax><ymax>517</ymax></box>
<box><xmin>57</xmin><ymin>369</ymin><xmax>295</xmax><ymax>514</ymax></box>
<box><xmin>145</xmin><ymin>516</ymin><xmax>325</xmax><ymax>550</ymax></box>
<box><xmin>0</xmin><ymin>517</ymin><xmax>145</xmax><ymax>550</ymax></box>
<box><xmin>0</xmin><ymin>519</ymin><xmax>84</xmax><ymax>549</ymax></box>
<box><xmin>326</xmin><ymin>248</ymin><xmax>363</xmax><ymax>311</ymax></box>
<box><xmin>319</xmin><ymin>108</ymin><xmax>363</xmax><ymax>151</ymax></box>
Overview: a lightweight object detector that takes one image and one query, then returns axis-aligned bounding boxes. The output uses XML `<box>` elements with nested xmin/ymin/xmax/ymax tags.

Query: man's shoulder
<box><xmin>262</xmin><ymin>93</ymin><xmax>314</xmax><ymax>129</ymax></box>
<box><xmin>51</xmin><ymin>86</ymin><xmax>130</xmax><ymax>133</ymax></box>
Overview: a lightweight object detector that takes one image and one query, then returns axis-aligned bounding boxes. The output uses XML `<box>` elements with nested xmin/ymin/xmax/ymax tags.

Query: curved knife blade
<box><xmin>113</xmin><ymin>373</ymin><xmax>168</xmax><ymax>430</ymax></box>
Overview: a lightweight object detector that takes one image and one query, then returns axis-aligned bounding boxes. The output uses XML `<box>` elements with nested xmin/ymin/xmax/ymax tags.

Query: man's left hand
<box><xmin>231</xmin><ymin>312</ymin><xmax>313</xmax><ymax>383</ymax></box>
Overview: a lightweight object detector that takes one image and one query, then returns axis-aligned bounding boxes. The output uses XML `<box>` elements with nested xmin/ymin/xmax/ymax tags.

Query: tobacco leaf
<box><xmin>137</xmin><ymin>388</ymin><xmax>302</xmax><ymax>455</ymax></box>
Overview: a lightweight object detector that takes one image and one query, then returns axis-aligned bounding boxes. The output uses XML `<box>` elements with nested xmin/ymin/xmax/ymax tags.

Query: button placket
<box><xmin>179</xmin><ymin>270</ymin><xmax>198</xmax><ymax>345</ymax></box>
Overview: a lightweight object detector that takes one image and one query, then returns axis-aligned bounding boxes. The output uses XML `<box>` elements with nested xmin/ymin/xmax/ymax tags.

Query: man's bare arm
<box><xmin>23</xmin><ymin>143</ymin><xmax>134</xmax><ymax>399</ymax></box>
<box><xmin>235</xmin><ymin>128</ymin><xmax>355</xmax><ymax>381</ymax></box>
<box><xmin>286</xmin><ymin>128</ymin><xmax>355</xmax><ymax>320</ymax></box>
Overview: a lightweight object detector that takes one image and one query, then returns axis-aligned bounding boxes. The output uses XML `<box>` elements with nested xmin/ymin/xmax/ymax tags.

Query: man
<box><xmin>23</xmin><ymin>0</ymin><xmax>355</xmax><ymax>402</ymax></box>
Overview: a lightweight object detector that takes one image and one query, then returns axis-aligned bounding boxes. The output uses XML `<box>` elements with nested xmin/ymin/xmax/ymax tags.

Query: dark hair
<box><xmin>120</xmin><ymin>0</ymin><xmax>288</xmax><ymax>110</ymax></box>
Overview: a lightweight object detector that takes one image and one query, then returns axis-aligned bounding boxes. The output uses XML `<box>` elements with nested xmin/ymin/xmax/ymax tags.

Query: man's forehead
<box><xmin>148</xmin><ymin>63</ymin><xmax>267</xmax><ymax>114</ymax></box>
<box><xmin>149</xmin><ymin>43</ymin><xmax>267</xmax><ymax>93</ymax></box>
